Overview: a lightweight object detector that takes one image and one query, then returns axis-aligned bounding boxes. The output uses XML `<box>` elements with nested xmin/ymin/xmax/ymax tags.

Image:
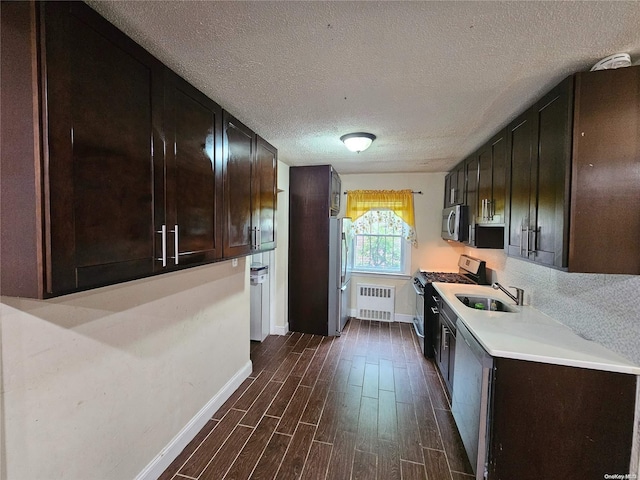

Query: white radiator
<box><xmin>356</xmin><ymin>283</ymin><xmax>395</xmax><ymax>322</ymax></box>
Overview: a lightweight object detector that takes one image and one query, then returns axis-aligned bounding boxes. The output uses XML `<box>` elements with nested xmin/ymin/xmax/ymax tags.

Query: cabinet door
<box><xmin>465</xmin><ymin>155</ymin><xmax>479</xmax><ymax>241</ymax></box>
<box><xmin>165</xmin><ymin>72</ymin><xmax>223</xmax><ymax>266</ymax></box>
<box><xmin>478</xmin><ymin>130</ymin><xmax>507</xmax><ymax>225</ymax></box>
<box><xmin>444</xmin><ymin>164</ymin><xmax>465</xmax><ymax>207</ymax></box>
<box><xmin>330</xmin><ymin>168</ymin><xmax>342</xmax><ymax>214</ymax></box>
<box><xmin>222</xmin><ymin>112</ymin><xmax>254</xmax><ymax>257</ymax></box>
<box><xmin>254</xmin><ymin>136</ymin><xmax>277</xmax><ymax>251</ymax></box>
<box><xmin>435</xmin><ymin>317</ymin><xmax>449</xmax><ymax>386</ymax></box>
<box><xmin>44</xmin><ymin>2</ymin><xmax>164</xmax><ymax>294</ymax></box>
<box><xmin>491</xmin><ymin>132</ymin><xmax>507</xmax><ymax>224</ymax></box>
<box><xmin>570</xmin><ymin>67</ymin><xmax>640</xmax><ymax>274</ymax></box>
<box><xmin>455</xmin><ymin>164</ymin><xmax>466</xmax><ymax>205</ymax></box>
<box><xmin>489</xmin><ymin>358</ymin><xmax>636</xmax><ymax>480</ymax></box>
<box><xmin>444</xmin><ymin>172</ymin><xmax>455</xmax><ymax>207</ymax></box>
<box><xmin>530</xmin><ymin>79</ymin><xmax>572</xmax><ymax>267</ymax></box>
<box><xmin>477</xmin><ymin>147</ymin><xmax>492</xmax><ymax>223</ymax></box>
<box><xmin>505</xmin><ymin>112</ymin><xmax>534</xmax><ymax>258</ymax></box>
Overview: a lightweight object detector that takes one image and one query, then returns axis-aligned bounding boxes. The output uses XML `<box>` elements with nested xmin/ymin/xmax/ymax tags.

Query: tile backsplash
<box><xmin>467</xmin><ymin>248</ymin><xmax>640</xmax><ymax>366</ymax></box>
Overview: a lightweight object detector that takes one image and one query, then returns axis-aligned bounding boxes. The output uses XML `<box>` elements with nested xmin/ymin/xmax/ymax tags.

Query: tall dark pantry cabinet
<box><xmin>288</xmin><ymin>165</ymin><xmax>342</xmax><ymax>336</ymax></box>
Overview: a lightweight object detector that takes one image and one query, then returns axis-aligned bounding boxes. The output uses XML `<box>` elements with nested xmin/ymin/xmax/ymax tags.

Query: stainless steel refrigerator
<box><xmin>328</xmin><ymin>217</ymin><xmax>353</xmax><ymax>335</ymax></box>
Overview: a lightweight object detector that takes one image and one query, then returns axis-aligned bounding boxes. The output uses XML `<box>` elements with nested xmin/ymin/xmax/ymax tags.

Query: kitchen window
<box><xmin>351</xmin><ymin>210</ymin><xmax>412</xmax><ymax>275</ymax></box>
<box><xmin>345</xmin><ymin>189</ymin><xmax>416</xmax><ymax>276</ymax></box>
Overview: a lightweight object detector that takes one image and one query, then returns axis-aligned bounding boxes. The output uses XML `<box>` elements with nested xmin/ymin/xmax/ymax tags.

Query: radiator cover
<box><xmin>356</xmin><ymin>283</ymin><xmax>395</xmax><ymax>322</ymax></box>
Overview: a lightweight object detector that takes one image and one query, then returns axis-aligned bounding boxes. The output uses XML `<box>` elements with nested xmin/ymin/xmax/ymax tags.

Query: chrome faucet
<box><xmin>492</xmin><ymin>283</ymin><xmax>524</xmax><ymax>306</ymax></box>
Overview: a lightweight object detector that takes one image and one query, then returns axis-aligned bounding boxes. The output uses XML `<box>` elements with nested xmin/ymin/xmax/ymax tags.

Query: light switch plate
<box><xmin>232</xmin><ymin>258</ymin><xmax>238</xmax><ymax>267</ymax></box>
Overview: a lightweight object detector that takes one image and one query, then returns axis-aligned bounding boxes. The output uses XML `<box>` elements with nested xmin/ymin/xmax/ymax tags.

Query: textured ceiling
<box><xmin>87</xmin><ymin>1</ymin><xmax>640</xmax><ymax>174</ymax></box>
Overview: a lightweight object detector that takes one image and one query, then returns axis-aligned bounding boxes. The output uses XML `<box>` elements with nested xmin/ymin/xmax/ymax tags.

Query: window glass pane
<box><xmin>352</xmin><ymin>210</ymin><xmax>408</xmax><ymax>274</ymax></box>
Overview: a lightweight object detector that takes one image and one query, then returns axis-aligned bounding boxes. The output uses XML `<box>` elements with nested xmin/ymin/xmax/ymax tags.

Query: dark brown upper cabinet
<box><xmin>164</xmin><ymin>71</ymin><xmax>224</xmax><ymax>267</ymax></box>
<box><xmin>222</xmin><ymin>112</ymin><xmax>255</xmax><ymax>258</ymax></box>
<box><xmin>464</xmin><ymin>154</ymin><xmax>479</xmax><ymax>242</ymax></box>
<box><xmin>444</xmin><ymin>163</ymin><xmax>466</xmax><ymax>207</ymax></box>
<box><xmin>254</xmin><ymin>136</ymin><xmax>278</xmax><ymax>252</ymax></box>
<box><xmin>444</xmin><ymin>131</ymin><xmax>506</xmax><ymax>249</ymax></box>
<box><xmin>569</xmin><ymin>66</ymin><xmax>640</xmax><ymax>274</ymax></box>
<box><xmin>222</xmin><ymin>113</ymin><xmax>279</xmax><ymax>257</ymax></box>
<box><xmin>451</xmin><ymin>67</ymin><xmax>639</xmax><ymax>266</ymax></box>
<box><xmin>505</xmin><ymin>77</ymin><xmax>573</xmax><ymax>268</ymax></box>
<box><xmin>505</xmin><ymin>67</ymin><xmax>639</xmax><ymax>273</ymax></box>
<box><xmin>476</xmin><ymin>130</ymin><xmax>507</xmax><ymax>226</ymax></box>
<box><xmin>1</xmin><ymin>2</ymin><xmax>276</xmax><ymax>298</ymax></box>
<box><xmin>41</xmin><ymin>1</ymin><xmax>166</xmax><ymax>295</ymax></box>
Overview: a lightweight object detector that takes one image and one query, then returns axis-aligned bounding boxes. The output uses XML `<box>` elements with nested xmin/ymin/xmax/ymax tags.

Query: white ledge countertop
<box><xmin>432</xmin><ymin>282</ymin><xmax>640</xmax><ymax>376</ymax></box>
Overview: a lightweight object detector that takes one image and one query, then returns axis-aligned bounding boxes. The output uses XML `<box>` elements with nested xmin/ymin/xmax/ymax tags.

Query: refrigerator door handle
<box><xmin>341</xmin><ymin>232</ymin><xmax>348</xmax><ymax>286</ymax></box>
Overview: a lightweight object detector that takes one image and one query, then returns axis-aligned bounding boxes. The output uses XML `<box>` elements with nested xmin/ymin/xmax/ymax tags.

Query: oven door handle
<box><xmin>412</xmin><ymin>282</ymin><xmax>424</xmax><ymax>296</ymax></box>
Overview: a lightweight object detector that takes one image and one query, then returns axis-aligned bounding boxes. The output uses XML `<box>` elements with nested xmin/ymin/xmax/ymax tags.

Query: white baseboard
<box><xmin>394</xmin><ymin>313</ymin><xmax>414</xmax><ymax>323</ymax></box>
<box><xmin>135</xmin><ymin>360</ymin><xmax>253</xmax><ymax>480</ymax></box>
<box><xmin>349</xmin><ymin>309</ymin><xmax>413</xmax><ymax>324</ymax></box>
<box><xmin>272</xmin><ymin>323</ymin><xmax>289</xmax><ymax>335</ymax></box>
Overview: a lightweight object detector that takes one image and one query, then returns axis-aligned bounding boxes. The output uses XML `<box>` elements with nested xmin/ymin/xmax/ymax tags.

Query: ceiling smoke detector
<box><xmin>591</xmin><ymin>53</ymin><xmax>631</xmax><ymax>71</ymax></box>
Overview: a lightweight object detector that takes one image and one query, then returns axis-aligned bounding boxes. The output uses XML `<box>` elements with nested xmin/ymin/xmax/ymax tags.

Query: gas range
<box><xmin>414</xmin><ymin>254</ymin><xmax>487</xmax><ymax>288</ymax></box>
<box><xmin>412</xmin><ymin>255</ymin><xmax>488</xmax><ymax>359</ymax></box>
<box><xmin>416</xmin><ymin>270</ymin><xmax>477</xmax><ymax>286</ymax></box>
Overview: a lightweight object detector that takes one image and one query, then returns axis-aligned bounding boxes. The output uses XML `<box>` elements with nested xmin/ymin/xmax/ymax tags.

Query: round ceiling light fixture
<box><xmin>340</xmin><ymin>132</ymin><xmax>376</xmax><ymax>153</ymax></box>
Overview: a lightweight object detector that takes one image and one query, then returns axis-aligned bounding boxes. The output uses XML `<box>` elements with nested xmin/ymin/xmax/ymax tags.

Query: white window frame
<box><xmin>350</xmin><ymin>210</ymin><xmax>412</xmax><ymax>277</ymax></box>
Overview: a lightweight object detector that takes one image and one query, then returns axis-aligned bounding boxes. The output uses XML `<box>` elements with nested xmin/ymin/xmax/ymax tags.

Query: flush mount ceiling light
<box><xmin>340</xmin><ymin>132</ymin><xmax>376</xmax><ymax>153</ymax></box>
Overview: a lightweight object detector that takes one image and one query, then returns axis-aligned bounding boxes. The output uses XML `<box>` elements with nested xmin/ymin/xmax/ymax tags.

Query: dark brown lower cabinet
<box><xmin>488</xmin><ymin>358</ymin><xmax>636</xmax><ymax>480</ymax></box>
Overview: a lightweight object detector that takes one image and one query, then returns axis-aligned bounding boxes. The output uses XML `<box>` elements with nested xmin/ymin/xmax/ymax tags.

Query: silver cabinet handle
<box><xmin>171</xmin><ymin>224</ymin><xmax>179</xmax><ymax>264</ymax></box>
<box><xmin>527</xmin><ymin>227</ymin><xmax>538</xmax><ymax>256</ymax></box>
<box><xmin>250</xmin><ymin>226</ymin><xmax>260</xmax><ymax>250</ymax></box>
<box><xmin>431</xmin><ymin>307</ymin><xmax>439</xmax><ymax>315</ymax></box>
<box><xmin>519</xmin><ymin>223</ymin><xmax>525</xmax><ymax>257</ymax></box>
<box><xmin>156</xmin><ymin>224</ymin><xmax>167</xmax><ymax>267</ymax></box>
<box><xmin>249</xmin><ymin>226</ymin><xmax>257</xmax><ymax>250</ymax></box>
<box><xmin>442</xmin><ymin>325</ymin><xmax>450</xmax><ymax>350</ymax></box>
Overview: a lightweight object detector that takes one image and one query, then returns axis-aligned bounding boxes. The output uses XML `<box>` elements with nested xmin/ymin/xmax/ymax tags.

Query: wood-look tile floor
<box><xmin>159</xmin><ymin>319</ymin><xmax>474</xmax><ymax>480</ymax></box>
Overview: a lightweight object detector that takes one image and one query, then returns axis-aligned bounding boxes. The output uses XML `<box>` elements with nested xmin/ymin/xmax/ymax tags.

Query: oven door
<box><xmin>412</xmin><ymin>280</ymin><xmax>425</xmax><ymax>354</ymax></box>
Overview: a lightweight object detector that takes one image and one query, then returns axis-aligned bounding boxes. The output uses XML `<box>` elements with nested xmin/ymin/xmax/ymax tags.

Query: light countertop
<box><xmin>432</xmin><ymin>283</ymin><xmax>640</xmax><ymax>375</ymax></box>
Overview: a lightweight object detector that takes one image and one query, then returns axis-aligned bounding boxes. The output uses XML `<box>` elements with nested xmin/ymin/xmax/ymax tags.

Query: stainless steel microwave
<box><xmin>441</xmin><ymin>205</ymin><xmax>469</xmax><ymax>242</ymax></box>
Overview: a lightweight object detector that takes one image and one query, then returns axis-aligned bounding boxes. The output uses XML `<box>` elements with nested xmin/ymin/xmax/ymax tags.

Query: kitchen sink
<box><xmin>455</xmin><ymin>294</ymin><xmax>517</xmax><ymax>313</ymax></box>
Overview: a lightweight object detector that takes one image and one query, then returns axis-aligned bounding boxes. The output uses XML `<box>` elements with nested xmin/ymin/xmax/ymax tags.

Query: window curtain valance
<box><xmin>346</xmin><ymin>189</ymin><xmax>417</xmax><ymax>245</ymax></box>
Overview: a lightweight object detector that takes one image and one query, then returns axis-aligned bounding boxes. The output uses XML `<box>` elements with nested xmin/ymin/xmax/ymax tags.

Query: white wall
<box><xmin>0</xmin><ymin>259</ymin><xmax>251</xmax><ymax>480</ymax></box>
<box><xmin>273</xmin><ymin>161</ymin><xmax>290</xmax><ymax>333</ymax></box>
<box><xmin>340</xmin><ymin>172</ymin><xmax>464</xmax><ymax>317</ymax></box>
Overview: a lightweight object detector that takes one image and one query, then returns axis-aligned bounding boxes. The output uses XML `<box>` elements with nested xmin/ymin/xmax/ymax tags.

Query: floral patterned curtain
<box><xmin>345</xmin><ymin>189</ymin><xmax>417</xmax><ymax>245</ymax></box>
